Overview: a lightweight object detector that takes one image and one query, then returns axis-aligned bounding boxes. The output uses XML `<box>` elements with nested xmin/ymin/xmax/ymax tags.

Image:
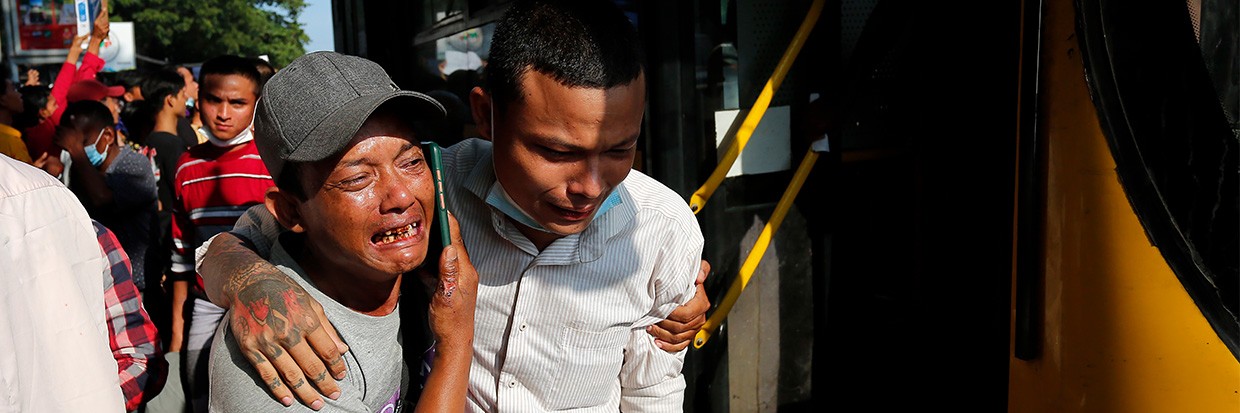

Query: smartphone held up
<box><xmin>423</xmin><ymin>141</ymin><xmax>451</xmax><ymax>249</ymax></box>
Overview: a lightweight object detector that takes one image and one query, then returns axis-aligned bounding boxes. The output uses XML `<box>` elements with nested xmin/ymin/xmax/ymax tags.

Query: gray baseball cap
<box><xmin>254</xmin><ymin>51</ymin><xmax>446</xmax><ymax>181</ymax></box>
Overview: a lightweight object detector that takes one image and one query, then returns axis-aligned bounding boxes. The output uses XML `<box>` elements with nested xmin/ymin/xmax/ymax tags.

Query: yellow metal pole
<box><xmin>688</xmin><ymin>0</ymin><xmax>825</xmax><ymax>214</ymax></box>
<box><xmin>695</xmin><ymin>150</ymin><xmax>820</xmax><ymax>348</ymax></box>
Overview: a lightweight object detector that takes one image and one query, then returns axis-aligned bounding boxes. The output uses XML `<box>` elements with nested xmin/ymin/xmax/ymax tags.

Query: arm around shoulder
<box><xmin>196</xmin><ymin>204</ymin><xmax>351</xmax><ymax>408</ymax></box>
<box><xmin>196</xmin><ymin>204</ymin><xmax>282</xmax><ymax>306</ymax></box>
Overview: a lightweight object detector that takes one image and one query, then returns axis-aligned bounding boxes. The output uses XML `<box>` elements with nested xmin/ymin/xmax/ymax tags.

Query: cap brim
<box><xmin>284</xmin><ymin>91</ymin><xmax>446</xmax><ymax>163</ymax></box>
<box><xmin>105</xmin><ymin>86</ymin><xmax>125</xmax><ymax>97</ymax></box>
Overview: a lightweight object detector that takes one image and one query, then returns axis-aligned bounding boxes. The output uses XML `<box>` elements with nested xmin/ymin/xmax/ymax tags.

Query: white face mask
<box><xmin>199</xmin><ymin>116</ymin><xmax>255</xmax><ymax>147</ymax></box>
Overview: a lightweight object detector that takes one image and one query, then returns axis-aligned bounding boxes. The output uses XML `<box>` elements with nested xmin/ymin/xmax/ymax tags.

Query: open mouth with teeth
<box><xmin>372</xmin><ymin>222</ymin><xmax>418</xmax><ymax>245</ymax></box>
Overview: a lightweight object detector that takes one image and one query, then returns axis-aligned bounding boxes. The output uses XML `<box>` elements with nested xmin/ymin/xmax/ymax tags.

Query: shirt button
<box><xmin>508</xmin><ymin>380</ymin><xmax>518</xmax><ymax>388</ymax></box>
<box><xmin>519</xmin><ymin>323</ymin><xmax>527</xmax><ymax>332</ymax></box>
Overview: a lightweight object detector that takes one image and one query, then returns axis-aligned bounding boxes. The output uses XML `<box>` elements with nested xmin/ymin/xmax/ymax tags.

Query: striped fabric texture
<box><xmin>95</xmin><ymin>220</ymin><xmax>164</xmax><ymax>412</ymax></box>
<box><xmin>444</xmin><ymin>139</ymin><xmax>703</xmax><ymax>412</ymax></box>
<box><xmin>170</xmin><ymin>141</ymin><xmax>274</xmax><ymax>293</ymax></box>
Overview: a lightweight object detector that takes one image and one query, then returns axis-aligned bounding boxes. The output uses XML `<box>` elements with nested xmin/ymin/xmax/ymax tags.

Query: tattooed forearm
<box><xmin>201</xmin><ymin>232</ymin><xmax>272</xmax><ymax>308</ymax></box>
<box><xmin>222</xmin><ymin>262</ymin><xmax>272</xmax><ymax>305</ymax></box>
<box><xmin>220</xmin><ymin>237</ymin><xmax>272</xmax><ymax>300</ymax></box>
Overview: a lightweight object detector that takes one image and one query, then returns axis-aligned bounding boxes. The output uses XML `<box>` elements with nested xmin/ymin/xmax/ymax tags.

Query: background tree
<box><xmin>111</xmin><ymin>0</ymin><xmax>308</xmax><ymax>68</ymax></box>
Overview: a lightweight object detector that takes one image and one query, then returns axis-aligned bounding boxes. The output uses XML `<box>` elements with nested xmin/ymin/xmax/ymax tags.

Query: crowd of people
<box><xmin>0</xmin><ymin>1</ymin><xmax>716</xmax><ymax>412</ymax></box>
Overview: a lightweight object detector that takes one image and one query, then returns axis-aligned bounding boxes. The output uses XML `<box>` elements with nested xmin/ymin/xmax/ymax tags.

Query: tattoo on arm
<box><xmin>214</xmin><ymin>235</ymin><xmax>273</xmax><ymax>304</ymax></box>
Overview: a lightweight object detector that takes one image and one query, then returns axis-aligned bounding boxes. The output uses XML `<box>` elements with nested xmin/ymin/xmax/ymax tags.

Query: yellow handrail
<box><xmin>695</xmin><ymin>149</ymin><xmax>820</xmax><ymax>348</ymax></box>
<box><xmin>688</xmin><ymin>0</ymin><xmax>825</xmax><ymax>215</ymax></box>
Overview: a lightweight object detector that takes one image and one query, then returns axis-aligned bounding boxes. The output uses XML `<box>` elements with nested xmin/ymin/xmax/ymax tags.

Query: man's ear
<box><xmin>164</xmin><ymin>94</ymin><xmax>178</xmax><ymax>111</ymax></box>
<box><xmin>125</xmin><ymin>86</ymin><xmax>141</xmax><ymax>102</ymax></box>
<box><xmin>468</xmin><ymin>86</ymin><xmax>493</xmax><ymax>141</ymax></box>
<box><xmin>100</xmin><ymin>127</ymin><xmax>116</xmax><ymax>147</ymax></box>
<box><xmin>265</xmin><ymin>186</ymin><xmax>307</xmax><ymax>233</ymax></box>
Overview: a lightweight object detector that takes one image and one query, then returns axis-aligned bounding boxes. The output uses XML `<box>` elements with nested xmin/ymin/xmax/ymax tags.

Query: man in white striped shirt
<box><xmin>195</xmin><ymin>0</ymin><xmax>710</xmax><ymax>411</ymax></box>
<box><xmin>448</xmin><ymin>1</ymin><xmax>702</xmax><ymax>410</ymax></box>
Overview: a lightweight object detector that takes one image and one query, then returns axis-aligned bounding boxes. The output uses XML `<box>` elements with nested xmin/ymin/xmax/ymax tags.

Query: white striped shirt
<box><xmin>447</xmin><ymin>139</ymin><xmax>702</xmax><ymax>412</ymax></box>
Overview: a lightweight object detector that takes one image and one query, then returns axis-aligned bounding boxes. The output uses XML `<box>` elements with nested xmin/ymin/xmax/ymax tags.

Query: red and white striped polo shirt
<box><xmin>170</xmin><ymin>141</ymin><xmax>274</xmax><ymax>293</ymax></box>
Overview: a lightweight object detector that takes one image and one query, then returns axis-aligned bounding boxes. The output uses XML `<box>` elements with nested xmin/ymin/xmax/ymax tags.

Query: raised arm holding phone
<box><xmin>19</xmin><ymin>1</ymin><xmax>109</xmax><ymax>162</ymax></box>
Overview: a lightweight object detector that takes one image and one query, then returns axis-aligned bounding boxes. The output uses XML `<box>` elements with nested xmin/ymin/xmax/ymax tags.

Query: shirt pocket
<box><xmin>543</xmin><ymin>326</ymin><xmax>629</xmax><ymax>410</ymax></box>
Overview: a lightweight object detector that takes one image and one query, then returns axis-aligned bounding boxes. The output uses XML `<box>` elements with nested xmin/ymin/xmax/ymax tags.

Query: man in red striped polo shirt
<box><xmin>167</xmin><ymin>54</ymin><xmax>270</xmax><ymax>413</ymax></box>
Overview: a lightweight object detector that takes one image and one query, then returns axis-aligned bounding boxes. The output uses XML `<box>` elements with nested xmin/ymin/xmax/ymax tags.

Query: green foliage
<box><xmin>111</xmin><ymin>0</ymin><xmax>308</xmax><ymax>68</ymax></box>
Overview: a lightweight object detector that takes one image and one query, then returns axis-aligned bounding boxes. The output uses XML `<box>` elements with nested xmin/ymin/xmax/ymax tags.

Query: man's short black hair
<box><xmin>126</xmin><ymin>68</ymin><xmax>186</xmax><ymax>144</ymax></box>
<box><xmin>142</xmin><ymin>68</ymin><xmax>186</xmax><ymax>108</ymax></box>
<box><xmin>484</xmin><ymin>0</ymin><xmax>644</xmax><ymax>112</ymax></box>
<box><xmin>115</xmin><ymin>69</ymin><xmax>147</xmax><ymax>92</ymax></box>
<box><xmin>198</xmin><ymin>55</ymin><xmax>263</xmax><ymax>96</ymax></box>
<box><xmin>16</xmin><ymin>85</ymin><xmax>50</xmax><ymax>130</ymax></box>
<box><xmin>63</xmin><ymin>100</ymin><xmax>116</xmax><ymax>136</ymax></box>
<box><xmin>95</xmin><ymin>71</ymin><xmax>116</xmax><ymax>87</ymax></box>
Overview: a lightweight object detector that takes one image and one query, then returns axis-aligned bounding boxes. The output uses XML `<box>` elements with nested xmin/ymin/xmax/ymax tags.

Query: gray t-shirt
<box><xmin>208</xmin><ymin>239</ymin><xmax>406</xmax><ymax>413</ymax></box>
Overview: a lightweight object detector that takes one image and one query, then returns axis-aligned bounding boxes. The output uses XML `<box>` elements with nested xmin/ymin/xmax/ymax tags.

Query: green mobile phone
<box><xmin>423</xmin><ymin>141</ymin><xmax>451</xmax><ymax>247</ymax></box>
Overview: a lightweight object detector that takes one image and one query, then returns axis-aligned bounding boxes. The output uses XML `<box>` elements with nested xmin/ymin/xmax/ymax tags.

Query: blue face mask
<box><xmin>84</xmin><ymin>129</ymin><xmax>108</xmax><ymax>167</ymax></box>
